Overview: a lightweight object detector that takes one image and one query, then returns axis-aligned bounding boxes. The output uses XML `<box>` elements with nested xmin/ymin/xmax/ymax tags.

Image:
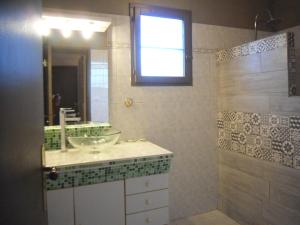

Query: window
<box><xmin>130</xmin><ymin>4</ymin><xmax>192</xmax><ymax>86</ymax></box>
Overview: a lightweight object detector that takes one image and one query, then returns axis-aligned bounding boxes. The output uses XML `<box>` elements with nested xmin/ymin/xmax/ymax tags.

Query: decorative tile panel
<box><xmin>44</xmin><ymin>155</ymin><xmax>172</xmax><ymax>190</ymax></box>
<box><xmin>217</xmin><ymin>111</ymin><xmax>300</xmax><ymax>170</ymax></box>
<box><xmin>260</xmin><ymin>125</ymin><xmax>270</xmax><ymax>137</ymax></box>
<box><xmin>44</xmin><ymin>123</ymin><xmax>111</xmax><ymax>150</ymax></box>
<box><xmin>290</xmin><ymin>116</ymin><xmax>300</xmax><ymax>129</ymax></box>
<box><xmin>287</xmin><ymin>32</ymin><xmax>297</xmax><ymax>96</ymax></box>
<box><xmin>216</xmin><ymin>33</ymin><xmax>288</xmax><ymax>63</ymax></box>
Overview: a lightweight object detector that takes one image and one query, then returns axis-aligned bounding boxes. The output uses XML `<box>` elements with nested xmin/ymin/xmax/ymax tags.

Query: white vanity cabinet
<box><xmin>46</xmin><ymin>180</ymin><xmax>125</xmax><ymax>225</ymax></box>
<box><xmin>47</xmin><ymin>174</ymin><xmax>169</xmax><ymax>225</ymax></box>
<box><xmin>44</xmin><ymin>141</ymin><xmax>173</xmax><ymax>225</ymax></box>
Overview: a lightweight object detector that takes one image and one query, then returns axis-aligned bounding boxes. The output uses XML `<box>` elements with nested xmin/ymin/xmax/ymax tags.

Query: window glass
<box><xmin>130</xmin><ymin>4</ymin><xmax>192</xmax><ymax>86</ymax></box>
<box><xmin>140</xmin><ymin>15</ymin><xmax>185</xmax><ymax>77</ymax></box>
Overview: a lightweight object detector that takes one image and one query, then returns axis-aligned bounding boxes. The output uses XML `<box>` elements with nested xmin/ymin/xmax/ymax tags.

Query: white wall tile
<box><xmin>107</xmin><ymin>14</ymin><xmax>261</xmax><ymax>221</ymax></box>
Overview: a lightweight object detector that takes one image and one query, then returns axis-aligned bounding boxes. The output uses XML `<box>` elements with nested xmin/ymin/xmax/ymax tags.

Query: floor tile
<box><xmin>170</xmin><ymin>210</ymin><xmax>240</xmax><ymax>225</ymax></box>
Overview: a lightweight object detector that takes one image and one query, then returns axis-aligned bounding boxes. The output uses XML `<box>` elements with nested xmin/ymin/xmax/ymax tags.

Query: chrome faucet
<box><xmin>59</xmin><ymin>108</ymin><xmax>81</xmax><ymax>152</ymax></box>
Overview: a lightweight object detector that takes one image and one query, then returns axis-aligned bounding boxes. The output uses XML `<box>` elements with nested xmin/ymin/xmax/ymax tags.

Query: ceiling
<box><xmin>42</xmin><ymin>0</ymin><xmax>299</xmax><ymax>30</ymax></box>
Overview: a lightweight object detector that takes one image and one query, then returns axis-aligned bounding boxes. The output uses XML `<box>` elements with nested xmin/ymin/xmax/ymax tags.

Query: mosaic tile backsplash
<box><xmin>44</xmin><ymin>155</ymin><xmax>172</xmax><ymax>190</ymax></box>
<box><xmin>44</xmin><ymin>123</ymin><xmax>111</xmax><ymax>150</ymax></box>
<box><xmin>217</xmin><ymin>111</ymin><xmax>300</xmax><ymax>169</ymax></box>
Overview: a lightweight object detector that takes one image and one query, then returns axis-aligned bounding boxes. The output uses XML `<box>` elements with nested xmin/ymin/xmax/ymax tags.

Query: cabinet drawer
<box><xmin>126</xmin><ymin>207</ymin><xmax>169</xmax><ymax>225</ymax></box>
<box><xmin>126</xmin><ymin>189</ymin><xmax>168</xmax><ymax>214</ymax></box>
<box><xmin>126</xmin><ymin>174</ymin><xmax>168</xmax><ymax>195</ymax></box>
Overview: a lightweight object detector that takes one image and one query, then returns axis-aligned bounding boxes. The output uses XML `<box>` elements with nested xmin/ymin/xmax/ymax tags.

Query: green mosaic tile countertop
<box><xmin>43</xmin><ymin>141</ymin><xmax>173</xmax><ymax>169</ymax></box>
<box><xmin>43</xmin><ymin>141</ymin><xmax>173</xmax><ymax>190</ymax></box>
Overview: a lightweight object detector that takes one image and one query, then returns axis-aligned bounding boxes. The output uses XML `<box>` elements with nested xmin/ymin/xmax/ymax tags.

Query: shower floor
<box><xmin>170</xmin><ymin>210</ymin><xmax>240</xmax><ymax>225</ymax></box>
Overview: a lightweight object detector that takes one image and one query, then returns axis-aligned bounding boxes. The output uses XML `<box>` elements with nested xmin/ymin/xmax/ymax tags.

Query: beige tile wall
<box><xmin>106</xmin><ymin>14</ymin><xmax>270</xmax><ymax>221</ymax></box>
<box><xmin>217</xmin><ymin>42</ymin><xmax>295</xmax><ymax>115</ymax></box>
<box><xmin>217</xmin><ymin>31</ymin><xmax>300</xmax><ymax>225</ymax></box>
<box><xmin>219</xmin><ymin>151</ymin><xmax>300</xmax><ymax>225</ymax></box>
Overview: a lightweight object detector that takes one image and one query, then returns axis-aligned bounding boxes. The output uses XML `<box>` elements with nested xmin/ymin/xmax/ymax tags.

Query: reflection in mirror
<box><xmin>90</xmin><ymin>50</ymin><xmax>108</xmax><ymax>122</ymax></box>
<box><xmin>42</xmin><ymin>11</ymin><xmax>110</xmax><ymax>126</ymax></box>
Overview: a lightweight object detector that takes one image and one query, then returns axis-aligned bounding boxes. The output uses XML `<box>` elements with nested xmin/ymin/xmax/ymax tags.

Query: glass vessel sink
<box><xmin>68</xmin><ymin>129</ymin><xmax>121</xmax><ymax>152</ymax></box>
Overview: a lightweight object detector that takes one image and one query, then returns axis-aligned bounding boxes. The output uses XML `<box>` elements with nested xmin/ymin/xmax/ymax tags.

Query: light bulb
<box><xmin>82</xmin><ymin>29</ymin><xmax>94</xmax><ymax>39</ymax></box>
<box><xmin>62</xmin><ymin>28</ymin><xmax>72</xmax><ymax>38</ymax></box>
<box><xmin>41</xmin><ymin>26</ymin><xmax>50</xmax><ymax>36</ymax></box>
<box><xmin>34</xmin><ymin>20</ymin><xmax>50</xmax><ymax>36</ymax></box>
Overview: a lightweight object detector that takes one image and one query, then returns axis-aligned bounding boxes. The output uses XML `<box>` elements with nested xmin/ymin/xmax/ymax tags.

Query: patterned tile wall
<box><xmin>287</xmin><ymin>32</ymin><xmax>297</xmax><ymax>95</ymax></box>
<box><xmin>216</xmin><ymin>33</ymin><xmax>288</xmax><ymax>63</ymax></box>
<box><xmin>218</xmin><ymin>111</ymin><xmax>300</xmax><ymax>169</ymax></box>
<box><xmin>44</xmin><ymin>155</ymin><xmax>172</xmax><ymax>190</ymax></box>
<box><xmin>44</xmin><ymin>123</ymin><xmax>111</xmax><ymax>150</ymax></box>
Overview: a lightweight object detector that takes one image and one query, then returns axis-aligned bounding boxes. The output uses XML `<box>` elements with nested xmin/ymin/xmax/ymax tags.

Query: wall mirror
<box><xmin>42</xmin><ymin>9</ymin><xmax>111</xmax><ymax>125</ymax></box>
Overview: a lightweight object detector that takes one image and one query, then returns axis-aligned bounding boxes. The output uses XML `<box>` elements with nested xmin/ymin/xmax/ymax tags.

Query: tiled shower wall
<box><xmin>106</xmin><ymin>14</ymin><xmax>269</xmax><ymax>221</ymax></box>
<box><xmin>217</xmin><ymin>34</ymin><xmax>300</xmax><ymax>224</ymax></box>
<box><xmin>280</xmin><ymin>25</ymin><xmax>300</xmax><ymax>96</ymax></box>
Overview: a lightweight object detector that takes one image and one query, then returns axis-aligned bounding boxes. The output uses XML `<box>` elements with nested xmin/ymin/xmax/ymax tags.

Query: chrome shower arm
<box><xmin>254</xmin><ymin>9</ymin><xmax>280</xmax><ymax>41</ymax></box>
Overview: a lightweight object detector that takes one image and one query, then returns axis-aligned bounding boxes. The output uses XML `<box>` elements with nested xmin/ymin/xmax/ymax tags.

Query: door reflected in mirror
<box><xmin>43</xmin><ymin>46</ymin><xmax>108</xmax><ymax>126</ymax></box>
<box><xmin>42</xmin><ymin>10</ymin><xmax>111</xmax><ymax>126</ymax></box>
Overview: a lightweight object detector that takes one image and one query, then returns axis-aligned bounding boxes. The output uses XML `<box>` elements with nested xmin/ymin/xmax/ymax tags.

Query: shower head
<box><xmin>266</xmin><ymin>18</ymin><xmax>282</xmax><ymax>32</ymax></box>
<box><xmin>266</xmin><ymin>17</ymin><xmax>281</xmax><ymax>25</ymax></box>
<box><xmin>265</xmin><ymin>9</ymin><xmax>282</xmax><ymax>29</ymax></box>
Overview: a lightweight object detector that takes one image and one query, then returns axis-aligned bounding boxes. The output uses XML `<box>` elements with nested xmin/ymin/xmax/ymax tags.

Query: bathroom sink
<box><xmin>68</xmin><ymin>129</ymin><xmax>121</xmax><ymax>151</ymax></box>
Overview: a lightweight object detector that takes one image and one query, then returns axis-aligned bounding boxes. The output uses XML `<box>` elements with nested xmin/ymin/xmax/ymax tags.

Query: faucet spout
<box><xmin>60</xmin><ymin>108</ymin><xmax>81</xmax><ymax>152</ymax></box>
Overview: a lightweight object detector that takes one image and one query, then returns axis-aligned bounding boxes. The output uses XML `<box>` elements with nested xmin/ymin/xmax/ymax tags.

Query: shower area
<box><xmin>215</xmin><ymin>21</ymin><xmax>300</xmax><ymax>225</ymax></box>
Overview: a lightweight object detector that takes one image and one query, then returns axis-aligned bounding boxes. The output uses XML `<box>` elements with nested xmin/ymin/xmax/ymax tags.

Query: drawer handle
<box><xmin>145</xmin><ymin>199</ymin><xmax>150</xmax><ymax>205</ymax></box>
<box><xmin>145</xmin><ymin>181</ymin><xmax>149</xmax><ymax>187</ymax></box>
<box><xmin>145</xmin><ymin>217</ymin><xmax>150</xmax><ymax>224</ymax></box>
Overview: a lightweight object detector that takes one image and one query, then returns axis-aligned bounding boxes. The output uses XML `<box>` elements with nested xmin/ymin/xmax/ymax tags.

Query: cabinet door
<box><xmin>74</xmin><ymin>181</ymin><xmax>125</xmax><ymax>225</ymax></box>
<box><xmin>47</xmin><ymin>188</ymin><xmax>74</xmax><ymax>225</ymax></box>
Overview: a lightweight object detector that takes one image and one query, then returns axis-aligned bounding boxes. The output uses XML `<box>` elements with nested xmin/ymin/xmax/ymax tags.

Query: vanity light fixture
<box><xmin>61</xmin><ymin>27</ymin><xmax>72</xmax><ymax>38</ymax></box>
<box><xmin>82</xmin><ymin>29</ymin><xmax>94</xmax><ymax>40</ymax></box>
<box><xmin>37</xmin><ymin>14</ymin><xmax>111</xmax><ymax>38</ymax></box>
<box><xmin>34</xmin><ymin>20</ymin><xmax>50</xmax><ymax>36</ymax></box>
